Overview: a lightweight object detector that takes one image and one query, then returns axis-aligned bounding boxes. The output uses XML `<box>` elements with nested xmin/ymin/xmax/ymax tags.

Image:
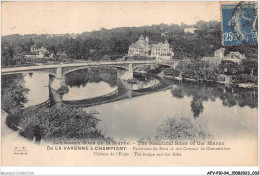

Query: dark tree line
<box><xmin>2</xmin><ymin>20</ymin><xmax>258</xmax><ymax>66</ymax></box>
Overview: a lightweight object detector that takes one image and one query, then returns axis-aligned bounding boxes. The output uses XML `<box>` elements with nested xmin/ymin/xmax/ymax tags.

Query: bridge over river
<box><xmin>36</xmin><ymin>76</ymin><xmax>173</xmax><ymax>109</ymax></box>
<box><xmin>1</xmin><ymin>60</ymin><xmax>179</xmax><ymax>90</ymax></box>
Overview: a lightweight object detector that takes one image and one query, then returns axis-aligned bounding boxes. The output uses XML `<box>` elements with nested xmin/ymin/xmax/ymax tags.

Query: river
<box><xmin>1</xmin><ymin>67</ymin><xmax>258</xmax><ymax>141</ymax></box>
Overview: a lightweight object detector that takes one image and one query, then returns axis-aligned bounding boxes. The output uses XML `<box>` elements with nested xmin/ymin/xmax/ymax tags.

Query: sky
<box><xmin>2</xmin><ymin>1</ymin><xmax>220</xmax><ymax>36</ymax></box>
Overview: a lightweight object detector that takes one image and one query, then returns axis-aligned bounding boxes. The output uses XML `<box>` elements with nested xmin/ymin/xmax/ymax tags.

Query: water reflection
<box><xmin>1</xmin><ymin>73</ymin><xmax>49</xmax><ymax>109</ymax></box>
<box><xmin>62</xmin><ymin>68</ymin><xmax>121</xmax><ymax>101</ymax></box>
<box><xmin>63</xmin><ymin>82</ymin><xmax>117</xmax><ymax>101</ymax></box>
<box><xmin>65</xmin><ymin>68</ymin><xmax>117</xmax><ymax>88</ymax></box>
<box><xmin>2</xmin><ymin>71</ymin><xmax>258</xmax><ymax>117</ymax></box>
<box><xmin>57</xmin><ymin>69</ymin><xmax>165</xmax><ymax>107</ymax></box>
<box><xmin>92</xmin><ymin>87</ymin><xmax>257</xmax><ymax>140</ymax></box>
<box><xmin>1</xmin><ymin>69</ymin><xmax>258</xmax><ymax>141</ymax></box>
<box><xmin>23</xmin><ymin>73</ymin><xmax>49</xmax><ymax>107</ymax></box>
<box><xmin>170</xmin><ymin>81</ymin><xmax>257</xmax><ymax>117</ymax></box>
<box><xmin>132</xmin><ymin>79</ymin><xmax>160</xmax><ymax>90</ymax></box>
<box><xmin>190</xmin><ymin>97</ymin><xmax>204</xmax><ymax>118</ymax></box>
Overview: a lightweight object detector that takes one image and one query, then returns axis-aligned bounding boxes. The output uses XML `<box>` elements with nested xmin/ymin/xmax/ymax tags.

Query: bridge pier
<box><xmin>50</xmin><ymin>77</ymin><xmax>65</xmax><ymax>90</ymax></box>
<box><xmin>150</xmin><ymin>64</ymin><xmax>157</xmax><ymax>70</ymax></box>
<box><xmin>171</xmin><ymin>61</ymin><xmax>177</xmax><ymax>69</ymax></box>
<box><xmin>119</xmin><ymin>79</ymin><xmax>133</xmax><ymax>98</ymax></box>
<box><xmin>49</xmin><ymin>86</ymin><xmax>63</xmax><ymax>108</ymax></box>
<box><xmin>56</xmin><ymin>66</ymin><xmax>62</xmax><ymax>78</ymax></box>
<box><xmin>49</xmin><ymin>67</ymin><xmax>65</xmax><ymax>91</ymax></box>
<box><xmin>117</xmin><ymin>64</ymin><xmax>134</xmax><ymax>80</ymax></box>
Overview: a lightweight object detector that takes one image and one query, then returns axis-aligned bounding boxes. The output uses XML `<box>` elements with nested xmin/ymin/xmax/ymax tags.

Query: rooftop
<box><xmin>151</xmin><ymin>43</ymin><xmax>164</xmax><ymax>48</ymax></box>
<box><xmin>225</xmin><ymin>52</ymin><xmax>246</xmax><ymax>60</ymax></box>
<box><xmin>129</xmin><ymin>42</ymin><xmax>143</xmax><ymax>49</ymax></box>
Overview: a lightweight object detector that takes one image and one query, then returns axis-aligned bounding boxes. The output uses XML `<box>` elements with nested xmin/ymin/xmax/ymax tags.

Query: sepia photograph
<box><xmin>0</xmin><ymin>1</ymin><xmax>259</xmax><ymax>175</ymax></box>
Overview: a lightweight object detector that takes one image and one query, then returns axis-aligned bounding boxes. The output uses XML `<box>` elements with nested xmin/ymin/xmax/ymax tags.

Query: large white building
<box><xmin>128</xmin><ymin>35</ymin><xmax>150</xmax><ymax>57</ymax></box>
<box><xmin>128</xmin><ymin>34</ymin><xmax>174</xmax><ymax>60</ymax></box>
<box><xmin>150</xmin><ymin>39</ymin><xmax>174</xmax><ymax>60</ymax></box>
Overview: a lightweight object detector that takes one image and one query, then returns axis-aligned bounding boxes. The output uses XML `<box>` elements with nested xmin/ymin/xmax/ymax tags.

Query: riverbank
<box><xmin>1</xmin><ymin>110</ymin><xmax>33</xmax><ymax>145</ymax></box>
<box><xmin>163</xmin><ymin>74</ymin><xmax>258</xmax><ymax>88</ymax></box>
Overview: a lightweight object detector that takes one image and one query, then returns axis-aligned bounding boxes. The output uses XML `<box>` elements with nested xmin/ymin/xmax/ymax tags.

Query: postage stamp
<box><xmin>221</xmin><ymin>1</ymin><xmax>258</xmax><ymax>45</ymax></box>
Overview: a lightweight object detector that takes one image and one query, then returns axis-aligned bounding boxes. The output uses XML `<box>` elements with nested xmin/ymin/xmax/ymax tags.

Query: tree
<box><xmin>1</xmin><ymin>41</ymin><xmax>14</xmax><ymax>66</ymax></box>
<box><xmin>242</xmin><ymin>59</ymin><xmax>258</xmax><ymax>76</ymax></box>
<box><xmin>16</xmin><ymin>105</ymin><xmax>107</xmax><ymax>140</ymax></box>
<box><xmin>219</xmin><ymin>60</ymin><xmax>244</xmax><ymax>75</ymax></box>
<box><xmin>190</xmin><ymin>96</ymin><xmax>204</xmax><ymax>118</ymax></box>
<box><xmin>176</xmin><ymin>60</ymin><xmax>219</xmax><ymax>81</ymax></box>
<box><xmin>1</xmin><ymin>74</ymin><xmax>29</xmax><ymax>113</ymax></box>
<box><xmin>1</xmin><ymin>20</ymin><xmax>256</xmax><ymax>63</ymax></box>
<box><xmin>155</xmin><ymin>117</ymin><xmax>212</xmax><ymax>140</ymax></box>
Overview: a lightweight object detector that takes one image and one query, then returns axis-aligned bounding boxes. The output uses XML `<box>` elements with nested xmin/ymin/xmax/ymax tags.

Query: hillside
<box><xmin>2</xmin><ymin>21</ymin><xmax>258</xmax><ymax>66</ymax></box>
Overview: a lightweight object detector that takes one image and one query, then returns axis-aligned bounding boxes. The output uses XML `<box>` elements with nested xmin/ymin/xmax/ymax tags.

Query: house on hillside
<box><xmin>31</xmin><ymin>45</ymin><xmax>48</xmax><ymax>54</ymax></box>
<box><xmin>150</xmin><ymin>39</ymin><xmax>174</xmax><ymax>60</ymax></box>
<box><xmin>49</xmin><ymin>53</ymin><xmax>54</xmax><ymax>59</ymax></box>
<box><xmin>184</xmin><ymin>27</ymin><xmax>198</xmax><ymax>40</ymax></box>
<box><xmin>201</xmin><ymin>48</ymin><xmax>246</xmax><ymax>65</ymax></box>
<box><xmin>201</xmin><ymin>48</ymin><xmax>225</xmax><ymax>65</ymax></box>
<box><xmin>128</xmin><ymin>34</ymin><xmax>174</xmax><ymax>60</ymax></box>
<box><xmin>30</xmin><ymin>44</ymin><xmax>38</xmax><ymax>53</ymax></box>
<box><xmin>26</xmin><ymin>45</ymin><xmax>49</xmax><ymax>58</ymax></box>
<box><xmin>57</xmin><ymin>50</ymin><xmax>68</xmax><ymax>59</ymax></box>
<box><xmin>184</xmin><ymin>27</ymin><xmax>197</xmax><ymax>34</ymax></box>
<box><xmin>223</xmin><ymin>52</ymin><xmax>246</xmax><ymax>63</ymax></box>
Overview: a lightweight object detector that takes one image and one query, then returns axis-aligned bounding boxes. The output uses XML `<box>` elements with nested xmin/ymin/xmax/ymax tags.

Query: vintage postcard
<box><xmin>1</xmin><ymin>1</ymin><xmax>259</xmax><ymax>170</ymax></box>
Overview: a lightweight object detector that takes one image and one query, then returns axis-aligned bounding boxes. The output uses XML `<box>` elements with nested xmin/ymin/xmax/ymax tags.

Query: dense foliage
<box><xmin>218</xmin><ymin>59</ymin><xmax>258</xmax><ymax>84</ymax></box>
<box><xmin>1</xmin><ymin>41</ymin><xmax>27</xmax><ymax>66</ymax></box>
<box><xmin>17</xmin><ymin>105</ymin><xmax>106</xmax><ymax>140</ymax></box>
<box><xmin>176</xmin><ymin>60</ymin><xmax>219</xmax><ymax>81</ymax></box>
<box><xmin>0</xmin><ymin>21</ymin><xmax>230</xmax><ymax>66</ymax></box>
<box><xmin>1</xmin><ymin>74</ymin><xmax>29</xmax><ymax>113</ymax></box>
<box><xmin>2</xmin><ymin>74</ymin><xmax>108</xmax><ymax>141</ymax></box>
<box><xmin>155</xmin><ymin>117</ymin><xmax>212</xmax><ymax>140</ymax></box>
<box><xmin>163</xmin><ymin>58</ymin><xmax>257</xmax><ymax>84</ymax></box>
<box><xmin>163</xmin><ymin>68</ymin><xmax>180</xmax><ymax>77</ymax></box>
<box><xmin>6</xmin><ymin>105</ymin><xmax>108</xmax><ymax>141</ymax></box>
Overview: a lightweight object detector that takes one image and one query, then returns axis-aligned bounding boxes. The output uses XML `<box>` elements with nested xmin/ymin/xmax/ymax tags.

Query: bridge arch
<box><xmin>1</xmin><ymin>60</ymin><xmax>181</xmax><ymax>78</ymax></box>
<box><xmin>34</xmin><ymin>69</ymin><xmax>57</xmax><ymax>77</ymax></box>
<box><xmin>62</xmin><ymin>65</ymin><xmax>129</xmax><ymax>76</ymax></box>
<box><xmin>132</xmin><ymin>63</ymin><xmax>173</xmax><ymax>71</ymax></box>
<box><xmin>115</xmin><ymin>65</ymin><xmax>129</xmax><ymax>71</ymax></box>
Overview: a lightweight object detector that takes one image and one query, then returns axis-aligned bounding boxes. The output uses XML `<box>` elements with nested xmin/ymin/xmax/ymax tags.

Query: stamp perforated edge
<box><xmin>219</xmin><ymin>1</ymin><xmax>258</xmax><ymax>46</ymax></box>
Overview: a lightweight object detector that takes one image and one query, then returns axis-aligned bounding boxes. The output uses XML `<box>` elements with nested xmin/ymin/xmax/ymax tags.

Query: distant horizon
<box><xmin>2</xmin><ymin>20</ymin><xmax>220</xmax><ymax>37</ymax></box>
<box><xmin>2</xmin><ymin>1</ymin><xmax>220</xmax><ymax>36</ymax></box>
